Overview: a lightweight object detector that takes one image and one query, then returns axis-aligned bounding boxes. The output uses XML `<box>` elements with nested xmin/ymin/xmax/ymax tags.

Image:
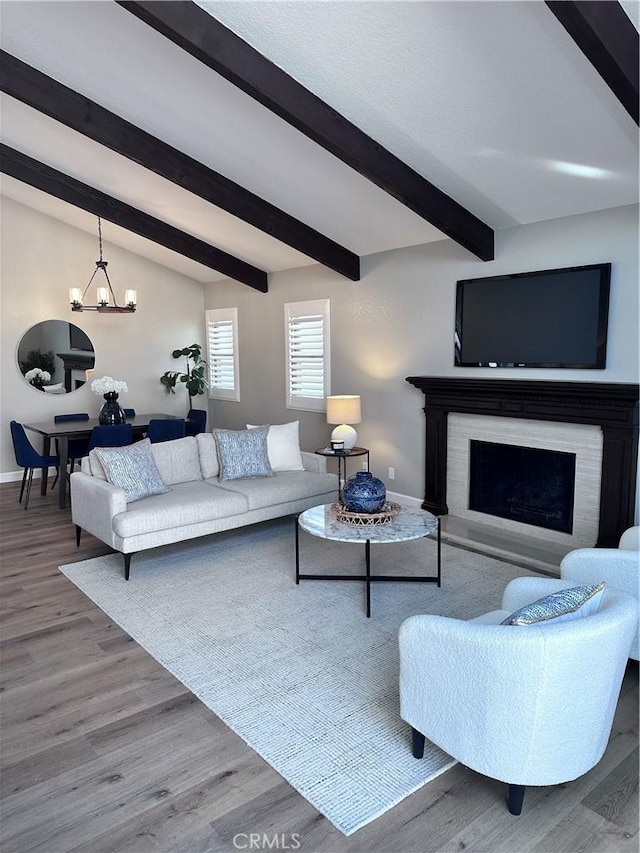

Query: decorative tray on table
<box><xmin>330</xmin><ymin>501</ymin><xmax>402</xmax><ymax>526</ymax></box>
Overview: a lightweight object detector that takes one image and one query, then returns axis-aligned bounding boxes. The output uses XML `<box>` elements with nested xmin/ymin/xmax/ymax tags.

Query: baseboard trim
<box><xmin>0</xmin><ymin>468</ymin><xmax>56</xmax><ymax>484</ymax></box>
<box><xmin>386</xmin><ymin>489</ymin><xmax>422</xmax><ymax>509</ymax></box>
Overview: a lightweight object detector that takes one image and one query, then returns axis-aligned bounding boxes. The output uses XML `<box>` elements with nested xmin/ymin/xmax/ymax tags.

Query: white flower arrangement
<box><xmin>91</xmin><ymin>375</ymin><xmax>128</xmax><ymax>395</ymax></box>
<box><xmin>25</xmin><ymin>368</ymin><xmax>51</xmax><ymax>385</ymax></box>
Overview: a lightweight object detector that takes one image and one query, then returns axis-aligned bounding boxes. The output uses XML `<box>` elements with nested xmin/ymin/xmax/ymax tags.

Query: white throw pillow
<box><xmin>247</xmin><ymin>421</ymin><xmax>304</xmax><ymax>472</ymax></box>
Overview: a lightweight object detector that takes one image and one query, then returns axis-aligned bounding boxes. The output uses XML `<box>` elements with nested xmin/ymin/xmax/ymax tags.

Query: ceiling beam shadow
<box><xmin>1</xmin><ymin>144</ymin><xmax>269</xmax><ymax>292</ymax></box>
<box><xmin>545</xmin><ymin>1</ymin><xmax>639</xmax><ymax>125</ymax></box>
<box><xmin>0</xmin><ymin>51</ymin><xmax>359</xmax><ymax>282</ymax></box>
<box><xmin>117</xmin><ymin>0</ymin><xmax>495</xmax><ymax>261</ymax></box>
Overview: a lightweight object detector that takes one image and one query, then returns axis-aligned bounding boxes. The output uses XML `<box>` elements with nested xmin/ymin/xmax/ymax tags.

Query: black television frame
<box><xmin>69</xmin><ymin>323</ymin><xmax>93</xmax><ymax>352</ymax></box>
<box><xmin>454</xmin><ymin>262</ymin><xmax>611</xmax><ymax>369</ymax></box>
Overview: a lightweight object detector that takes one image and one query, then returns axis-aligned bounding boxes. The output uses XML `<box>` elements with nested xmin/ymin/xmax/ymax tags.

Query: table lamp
<box><xmin>326</xmin><ymin>395</ymin><xmax>361</xmax><ymax>450</ymax></box>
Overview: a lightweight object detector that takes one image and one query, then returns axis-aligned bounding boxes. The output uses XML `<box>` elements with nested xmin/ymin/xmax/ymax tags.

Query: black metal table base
<box><xmin>295</xmin><ymin>516</ymin><xmax>441</xmax><ymax>617</ymax></box>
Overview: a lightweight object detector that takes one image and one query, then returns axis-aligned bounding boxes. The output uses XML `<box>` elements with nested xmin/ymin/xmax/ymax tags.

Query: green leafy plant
<box><xmin>20</xmin><ymin>348</ymin><xmax>56</xmax><ymax>377</ymax></box>
<box><xmin>160</xmin><ymin>344</ymin><xmax>208</xmax><ymax>409</ymax></box>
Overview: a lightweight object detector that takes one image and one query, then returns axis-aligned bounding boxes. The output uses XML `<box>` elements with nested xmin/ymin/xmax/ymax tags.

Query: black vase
<box><xmin>99</xmin><ymin>392</ymin><xmax>126</xmax><ymax>425</ymax></box>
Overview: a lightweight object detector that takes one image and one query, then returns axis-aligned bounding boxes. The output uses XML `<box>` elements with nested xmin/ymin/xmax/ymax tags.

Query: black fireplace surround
<box><xmin>405</xmin><ymin>378</ymin><xmax>639</xmax><ymax>548</ymax></box>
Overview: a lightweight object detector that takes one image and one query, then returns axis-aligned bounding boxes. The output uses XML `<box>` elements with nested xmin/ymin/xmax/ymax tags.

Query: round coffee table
<box><xmin>295</xmin><ymin>503</ymin><xmax>441</xmax><ymax>617</ymax></box>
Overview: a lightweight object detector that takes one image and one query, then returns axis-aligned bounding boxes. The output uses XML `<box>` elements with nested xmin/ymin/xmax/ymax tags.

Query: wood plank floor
<box><xmin>1</xmin><ymin>480</ymin><xmax>638</xmax><ymax>853</ymax></box>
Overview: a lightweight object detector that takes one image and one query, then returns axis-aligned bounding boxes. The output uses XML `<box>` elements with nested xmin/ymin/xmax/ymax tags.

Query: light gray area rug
<box><xmin>59</xmin><ymin>518</ymin><xmax>536</xmax><ymax>835</ymax></box>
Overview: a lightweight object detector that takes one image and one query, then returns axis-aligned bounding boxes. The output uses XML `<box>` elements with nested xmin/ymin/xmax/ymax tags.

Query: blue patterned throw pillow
<box><xmin>214</xmin><ymin>426</ymin><xmax>273</xmax><ymax>481</ymax></box>
<box><xmin>501</xmin><ymin>582</ymin><xmax>606</xmax><ymax>626</ymax></box>
<box><xmin>94</xmin><ymin>439</ymin><xmax>169</xmax><ymax>503</ymax></box>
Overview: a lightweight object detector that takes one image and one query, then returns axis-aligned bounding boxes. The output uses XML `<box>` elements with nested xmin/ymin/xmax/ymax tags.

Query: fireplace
<box><xmin>405</xmin><ymin>378</ymin><xmax>639</xmax><ymax>547</ymax></box>
<box><xmin>469</xmin><ymin>440</ymin><xmax>576</xmax><ymax>534</ymax></box>
<box><xmin>447</xmin><ymin>412</ymin><xmax>601</xmax><ymax>547</ymax></box>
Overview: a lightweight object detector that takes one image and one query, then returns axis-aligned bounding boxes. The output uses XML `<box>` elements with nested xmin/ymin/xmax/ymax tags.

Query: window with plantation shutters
<box><xmin>285</xmin><ymin>299</ymin><xmax>331</xmax><ymax>412</ymax></box>
<box><xmin>206</xmin><ymin>307</ymin><xmax>240</xmax><ymax>402</ymax></box>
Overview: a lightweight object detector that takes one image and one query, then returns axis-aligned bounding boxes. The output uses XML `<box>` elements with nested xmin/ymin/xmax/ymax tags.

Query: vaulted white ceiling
<box><xmin>1</xmin><ymin>0</ymin><xmax>638</xmax><ymax>288</ymax></box>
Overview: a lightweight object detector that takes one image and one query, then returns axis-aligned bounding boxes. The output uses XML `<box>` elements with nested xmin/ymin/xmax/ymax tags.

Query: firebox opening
<box><xmin>469</xmin><ymin>440</ymin><xmax>576</xmax><ymax>534</ymax></box>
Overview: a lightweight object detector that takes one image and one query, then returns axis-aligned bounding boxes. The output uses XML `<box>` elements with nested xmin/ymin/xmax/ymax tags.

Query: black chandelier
<box><xmin>70</xmin><ymin>218</ymin><xmax>137</xmax><ymax>313</ymax></box>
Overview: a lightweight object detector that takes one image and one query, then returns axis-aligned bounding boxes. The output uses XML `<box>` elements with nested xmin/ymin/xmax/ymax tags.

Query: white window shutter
<box><xmin>206</xmin><ymin>308</ymin><xmax>240</xmax><ymax>402</ymax></box>
<box><xmin>285</xmin><ymin>299</ymin><xmax>330</xmax><ymax>412</ymax></box>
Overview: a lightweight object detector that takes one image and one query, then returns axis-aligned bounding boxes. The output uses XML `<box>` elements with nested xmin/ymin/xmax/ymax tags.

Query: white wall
<box><xmin>204</xmin><ymin>204</ymin><xmax>639</xmax><ymax>514</ymax></box>
<box><xmin>1</xmin><ymin>197</ymin><xmax>207</xmax><ymax>478</ymax></box>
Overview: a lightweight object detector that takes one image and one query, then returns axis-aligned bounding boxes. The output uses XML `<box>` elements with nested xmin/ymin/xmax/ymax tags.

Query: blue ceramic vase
<box><xmin>342</xmin><ymin>471</ymin><xmax>386</xmax><ymax>513</ymax></box>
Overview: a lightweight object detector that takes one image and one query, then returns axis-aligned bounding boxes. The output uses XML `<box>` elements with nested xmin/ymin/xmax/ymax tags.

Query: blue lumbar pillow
<box><xmin>501</xmin><ymin>582</ymin><xmax>606</xmax><ymax>626</ymax></box>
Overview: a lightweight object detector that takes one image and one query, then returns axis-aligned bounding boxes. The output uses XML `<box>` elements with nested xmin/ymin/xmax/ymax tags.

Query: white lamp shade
<box><xmin>326</xmin><ymin>395</ymin><xmax>361</xmax><ymax>425</ymax></box>
<box><xmin>124</xmin><ymin>289</ymin><xmax>137</xmax><ymax>307</ymax></box>
<box><xmin>96</xmin><ymin>286</ymin><xmax>109</xmax><ymax>305</ymax></box>
<box><xmin>326</xmin><ymin>395</ymin><xmax>361</xmax><ymax>450</ymax></box>
<box><xmin>69</xmin><ymin>288</ymin><xmax>83</xmax><ymax>305</ymax></box>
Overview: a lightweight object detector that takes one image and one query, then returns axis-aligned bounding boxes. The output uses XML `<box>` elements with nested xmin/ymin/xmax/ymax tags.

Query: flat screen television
<box><xmin>69</xmin><ymin>324</ymin><xmax>93</xmax><ymax>352</ymax></box>
<box><xmin>454</xmin><ymin>263</ymin><xmax>611</xmax><ymax>368</ymax></box>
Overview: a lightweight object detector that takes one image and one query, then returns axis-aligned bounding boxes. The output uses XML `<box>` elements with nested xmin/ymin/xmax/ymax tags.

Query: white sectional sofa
<box><xmin>70</xmin><ymin>432</ymin><xmax>338</xmax><ymax>579</ymax></box>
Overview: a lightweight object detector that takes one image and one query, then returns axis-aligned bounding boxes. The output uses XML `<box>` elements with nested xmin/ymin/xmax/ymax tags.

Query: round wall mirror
<box><xmin>17</xmin><ymin>320</ymin><xmax>96</xmax><ymax>394</ymax></box>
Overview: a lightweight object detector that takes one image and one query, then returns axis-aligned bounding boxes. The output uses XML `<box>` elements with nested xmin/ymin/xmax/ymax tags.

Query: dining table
<box><xmin>24</xmin><ymin>413</ymin><xmax>186</xmax><ymax>509</ymax></box>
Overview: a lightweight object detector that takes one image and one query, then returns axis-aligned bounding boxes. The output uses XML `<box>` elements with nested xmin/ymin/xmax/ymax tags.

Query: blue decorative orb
<box><xmin>342</xmin><ymin>471</ymin><xmax>386</xmax><ymax>513</ymax></box>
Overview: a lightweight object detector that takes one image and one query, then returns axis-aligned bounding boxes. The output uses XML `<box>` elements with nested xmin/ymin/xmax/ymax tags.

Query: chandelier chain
<box><xmin>98</xmin><ymin>216</ymin><xmax>104</xmax><ymax>262</ymax></box>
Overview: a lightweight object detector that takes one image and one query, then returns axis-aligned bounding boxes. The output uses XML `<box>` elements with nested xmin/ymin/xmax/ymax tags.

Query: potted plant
<box><xmin>20</xmin><ymin>348</ymin><xmax>56</xmax><ymax>377</ymax></box>
<box><xmin>160</xmin><ymin>344</ymin><xmax>208</xmax><ymax>411</ymax></box>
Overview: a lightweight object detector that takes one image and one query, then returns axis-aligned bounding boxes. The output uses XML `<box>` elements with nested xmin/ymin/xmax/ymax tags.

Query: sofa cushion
<box><xmin>196</xmin><ymin>432</ymin><xmax>220</xmax><ymax>479</ymax></box>
<box><xmin>88</xmin><ymin>449</ymin><xmax>108</xmax><ymax>480</ymax></box>
<box><xmin>214</xmin><ymin>426</ymin><xmax>272</xmax><ymax>481</ymax></box>
<box><xmin>501</xmin><ymin>582</ymin><xmax>606</xmax><ymax>626</ymax></box>
<box><xmin>94</xmin><ymin>439</ymin><xmax>169</xmax><ymax>503</ymax></box>
<box><xmin>215</xmin><ymin>469</ymin><xmax>337</xmax><ymax>510</ymax></box>
<box><xmin>112</xmin><ymin>481</ymin><xmax>248</xmax><ymax>538</ymax></box>
<box><xmin>150</xmin><ymin>436</ymin><xmax>202</xmax><ymax>486</ymax></box>
<box><xmin>247</xmin><ymin>421</ymin><xmax>304</xmax><ymax>472</ymax></box>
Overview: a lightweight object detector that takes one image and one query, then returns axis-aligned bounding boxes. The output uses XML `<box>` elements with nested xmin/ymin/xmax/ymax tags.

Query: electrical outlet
<box><xmin>388</xmin><ymin>467</ymin><xmax>395</xmax><ymax>480</ymax></box>
<box><xmin>361</xmin><ymin>458</ymin><xmax>368</xmax><ymax>470</ymax></box>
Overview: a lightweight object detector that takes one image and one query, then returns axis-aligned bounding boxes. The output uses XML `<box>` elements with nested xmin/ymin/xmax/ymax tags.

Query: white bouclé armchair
<box><xmin>399</xmin><ymin>577</ymin><xmax>637</xmax><ymax>815</ymax></box>
<box><xmin>560</xmin><ymin>526</ymin><xmax>640</xmax><ymax>660</ymax></box>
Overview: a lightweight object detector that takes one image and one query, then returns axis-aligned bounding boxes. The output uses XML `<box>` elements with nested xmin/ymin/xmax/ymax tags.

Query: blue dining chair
<box><xmin>185</xmin><ymin>408</ymin><xmax>207</xmax><ymax>437</ymax></box>
<box><xmin>123</xmin><ymin>408</ymin><xmax>136</xmax><ymax>418</ymax></box>
<box><xmin>54</xmin><ymin>413</ymin><xmax>90</xmax><ymax>474</ymax></box>
<box><xmin>10</xmin><ymin>420</ymin><xmax>60</xmax><ymax>510</ymax></box>
<box><xmin>87</xmin><ymin>423</ymin><xmax>133</xmax><ymax>453</ymax></box>
<box><xmin>147</xmin><ymin>419</ymin><xmax>185</xmax><ymax>444</ymax></box>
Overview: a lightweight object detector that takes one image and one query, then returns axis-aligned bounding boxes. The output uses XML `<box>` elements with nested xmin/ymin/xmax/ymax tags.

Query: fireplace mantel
<box><xmin>405</xmin><ymin>377</ymin><xmax>639</xmax><ymax>547</ymax></box>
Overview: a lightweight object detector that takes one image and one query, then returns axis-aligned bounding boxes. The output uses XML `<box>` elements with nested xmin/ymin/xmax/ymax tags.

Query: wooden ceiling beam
<box><xmin>0</xmin><ymin>50</ymin><xmax>359</xmax><ymax>282</ymax></box>
<box><xmin>1</xmin><ymin>144</ymin><xmax>269</xmax><ymax>292</ymax></box>
<box><xmin>117</xmin><ymin>0</ymin><xmax>495</xmax><ymax>261</ymax></box>
<box><xmin>545</xmin><ymin>1</ymin><xmax>639</xmax><ymax>125</ymax></box>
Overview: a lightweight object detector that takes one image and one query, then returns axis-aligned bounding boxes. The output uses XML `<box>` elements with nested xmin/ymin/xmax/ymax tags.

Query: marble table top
<box><xmin>298</xmin><ymin>503</ymin><xmax>438</xmax><ymax>544</ymax></box>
